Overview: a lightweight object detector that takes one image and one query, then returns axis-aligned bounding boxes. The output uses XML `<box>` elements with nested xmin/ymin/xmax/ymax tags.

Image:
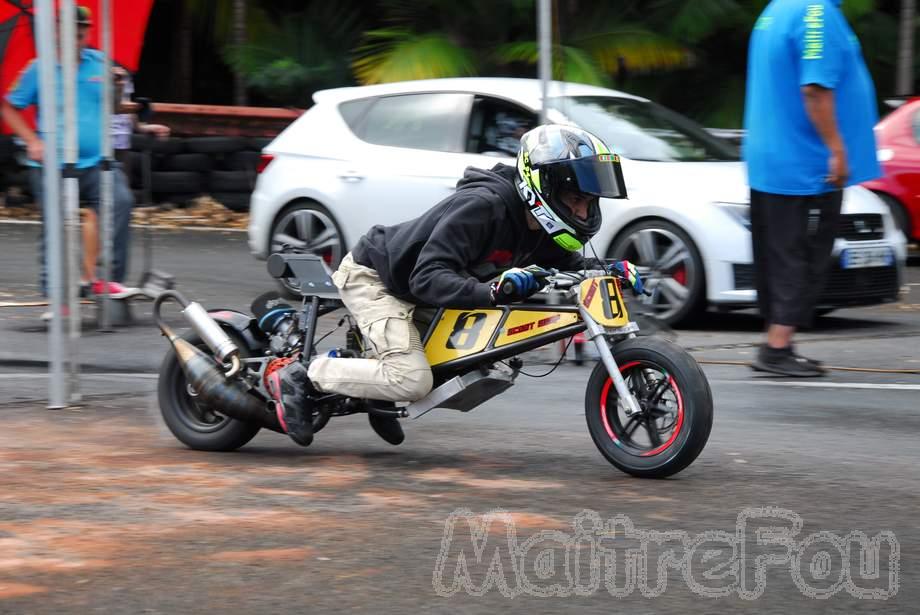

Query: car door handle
<box><xmin>338</xmin><ymin>171</ymin><xmax>365</xmax><ymax>182</ymax></box>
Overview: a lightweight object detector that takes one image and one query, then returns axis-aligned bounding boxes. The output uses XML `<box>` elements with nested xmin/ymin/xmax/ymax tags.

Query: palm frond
<box><xmin>352</xmin><ymin>29</ymin><xmax>477</xmax><ymax>84</ymax></box>
<box><xmin>577</xmin><ymin>28</ymin><xmax>695</xmax><ymax>74</ymax></box>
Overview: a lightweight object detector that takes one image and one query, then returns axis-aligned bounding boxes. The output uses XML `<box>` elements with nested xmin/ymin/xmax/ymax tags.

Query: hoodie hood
<box><xmin>455</xmin><ymin>163</ymin><xmax>524</xmax><ymax>220</ymax></box>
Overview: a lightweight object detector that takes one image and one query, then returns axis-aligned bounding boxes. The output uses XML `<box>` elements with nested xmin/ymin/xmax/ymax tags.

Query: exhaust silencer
<box><xmin>170</xmin><ymin>336</ymin><xmax>284</xmax><ymax>433</ymax></box>
<box><xmin>154</xmin><ymin>290</ymin><xmax>241</xmax><ymax>377</ymax></box>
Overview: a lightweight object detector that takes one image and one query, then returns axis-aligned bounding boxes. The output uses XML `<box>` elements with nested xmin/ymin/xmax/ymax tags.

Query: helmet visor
<box><xmin>545</xmin><ymin>154</ymin><xmax>627</xmax><ymax>200</ymax></box>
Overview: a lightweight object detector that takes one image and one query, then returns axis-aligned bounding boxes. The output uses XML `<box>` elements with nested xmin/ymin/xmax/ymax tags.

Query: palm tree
<box><xmin>223</xmin><ymin>3</ymin><xmax>366</xmax><ymax>107</ymax></box>
<box><xmin>352</xmin><ymin>0</ymin><xmax>695</xmax><ymax>86</ymax></box>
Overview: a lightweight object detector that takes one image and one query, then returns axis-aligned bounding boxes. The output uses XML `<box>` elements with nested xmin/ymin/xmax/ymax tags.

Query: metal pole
<box><xmin>35</xmin><ymin>0</ymin><xmax>66</xmax><ymax>408</ymax></box>
<box><xmin>98</xmin><ymin>0</ymin><xmax>114</xmax><ymax>331</ymax></box>
<box><xmin>60</xmin><ymin>0</ymin><xmax>81</xmax><ymax>403</ymax></box>
<box><xmin>896</xmin><ymin>0</ymin><xmax>916</xmax><ymax>96</ymax></box>
<box><xmin>537</xmin><ymin>0</ymin><xmax>552</xmax><ymax>125</ymax></box>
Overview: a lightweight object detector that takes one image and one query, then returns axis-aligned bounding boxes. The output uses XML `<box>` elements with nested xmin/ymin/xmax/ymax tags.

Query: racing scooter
<box><xmin>154</xmin><ymin>253</ymin><xmax>713</xmax><ymax>478</ymax></box>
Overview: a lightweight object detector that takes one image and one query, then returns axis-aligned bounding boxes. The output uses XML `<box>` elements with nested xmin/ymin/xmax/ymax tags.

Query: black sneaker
<box><xmin>368</xmin><ymin>412</ymin><xmax>405</xmax><ymax>445</ymax></box>
<box><xmin>789</xmin><ymin>345</ymin><xmax>827</xmax><ymax>373</ymax></box>
<box><xmin>266</xmin><ymin>360</ymin><xmax>315</xmax><ymax>446</ymax></box>
<box><xmin>752</xmin><ymin>345</ymin><xmax>825</xmax><ymax>378</ymax></box>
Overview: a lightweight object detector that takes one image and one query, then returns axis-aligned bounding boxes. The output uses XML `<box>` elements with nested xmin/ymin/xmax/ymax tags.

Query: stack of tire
<box><xmin>128</xmin><ymin>135</ymin><xmax>273</xmax><ymax>212</ymax></box>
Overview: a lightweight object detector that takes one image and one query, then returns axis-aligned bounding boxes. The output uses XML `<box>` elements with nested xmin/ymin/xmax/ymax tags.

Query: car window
<box><xmin>548</xmin><ymin>96</ymin><xmax>740</xmax><ymax>162</ymax></box>
<box><xmin>466</xmin><ymin>97</ymin><xmax>538</xmax><ymax>156</ymax></box>
<box><xmin>346</xmin><ymin>93</ymin><xmax>472</xmax><ymax>152</ymax></box>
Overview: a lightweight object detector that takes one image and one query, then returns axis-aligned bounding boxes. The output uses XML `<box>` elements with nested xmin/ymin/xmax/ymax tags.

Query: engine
<box><xmin>251</xmin><ymin>291</ymin><xmax>303</xmax><ymax>357</ymax></box>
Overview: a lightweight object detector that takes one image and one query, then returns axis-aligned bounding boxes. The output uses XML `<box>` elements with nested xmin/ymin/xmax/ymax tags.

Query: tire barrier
<box><xmin>0</xmin><ymin>134</ymin><xmax>267</xmax><ymax>212</ymax></box>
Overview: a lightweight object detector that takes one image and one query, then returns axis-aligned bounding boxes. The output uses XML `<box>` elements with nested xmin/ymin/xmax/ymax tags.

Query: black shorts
<box><xmin>750</xmin><ymin>189</ymin><xmax>842</xmax><ymax>328</ymax></box>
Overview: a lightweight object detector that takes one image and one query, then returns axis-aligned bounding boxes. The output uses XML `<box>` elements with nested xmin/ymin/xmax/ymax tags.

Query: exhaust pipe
<box><xmin>155</xmin><ymin>291</ymin><xmax>284</xmax><ymax>434</ymax></box>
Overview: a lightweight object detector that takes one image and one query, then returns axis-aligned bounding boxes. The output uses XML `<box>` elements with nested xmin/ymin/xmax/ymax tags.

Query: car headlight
<box><xmin>715</xmin><ymin>201</ymin><xmax>751</xmax><ymax>230</ymax></box>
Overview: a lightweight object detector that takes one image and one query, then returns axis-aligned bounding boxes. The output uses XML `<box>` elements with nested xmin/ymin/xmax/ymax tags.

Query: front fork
<box><xmin>577</xmin><ymin>305</ymin><xmax>642</xmax><ymax>417</ymax></box>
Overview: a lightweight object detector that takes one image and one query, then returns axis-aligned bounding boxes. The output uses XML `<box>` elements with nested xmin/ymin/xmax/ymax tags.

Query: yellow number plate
<box><xmin>579</xmin><ymin>277</ymin><xmax>629</xmax><ymax>327</ymax></box>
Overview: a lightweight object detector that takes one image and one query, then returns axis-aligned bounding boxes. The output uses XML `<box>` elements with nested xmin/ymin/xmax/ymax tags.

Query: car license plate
<box><xmin>840</xmin><ymin>246</ymin><xmax>893</xmax><ymax>269</ymax></box>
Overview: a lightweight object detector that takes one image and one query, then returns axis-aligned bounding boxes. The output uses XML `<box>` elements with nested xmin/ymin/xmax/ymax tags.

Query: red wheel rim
<box><xmin>599</xmin><ymin>360</ymin><xmax>684</xmax><ymax>456</ymax></box>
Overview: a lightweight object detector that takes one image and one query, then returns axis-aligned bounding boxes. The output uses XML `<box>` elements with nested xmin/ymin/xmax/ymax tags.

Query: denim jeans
<box><xmin>29</xmin><ymin>163</ymin><xmax>134</xmax><ymax>295</ymax></box>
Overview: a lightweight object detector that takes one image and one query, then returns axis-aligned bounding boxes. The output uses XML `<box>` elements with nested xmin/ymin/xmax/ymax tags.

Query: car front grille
<box><xmin>818</xmin><ymin>265</ymin><xmax>900</xmax><ymax>305</ymax></box>
<box><xmin>838</xmin><ymin>214</ymin><xmax>884</xmax><ymax>241</ymax></box>
<box><xmin>733</xmin><ymin>264</ymin><xmax>755</xmax><ymax>290</ymax></box>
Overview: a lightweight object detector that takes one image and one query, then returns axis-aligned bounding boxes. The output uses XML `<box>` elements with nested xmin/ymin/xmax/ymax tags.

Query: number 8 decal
<box><xmin>446</xmin><ymin>312</ymin><xmax>488</xmax><ymax>350</ymax></box>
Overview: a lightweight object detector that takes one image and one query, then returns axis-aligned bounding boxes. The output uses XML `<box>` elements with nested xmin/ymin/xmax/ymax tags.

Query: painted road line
<box><xmin>711</xmin><ymin>379</ymin><xmax>920</xmax><ymax>391</ymax></box>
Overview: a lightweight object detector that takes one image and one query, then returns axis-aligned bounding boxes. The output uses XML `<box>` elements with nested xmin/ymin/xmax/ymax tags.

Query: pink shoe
<box><xmin>91</xmin><ymin>280</ymin><xmax>136</xmax><ymax>299</ymax></box>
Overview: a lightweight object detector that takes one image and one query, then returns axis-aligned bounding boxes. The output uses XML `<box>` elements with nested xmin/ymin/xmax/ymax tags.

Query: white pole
<box><xmin>35</xmin><ymin>0</ymin><xmax>67</xmax><ymax>408</ymax></box>
<box><xmin>98</xmin><ymin>0</ymin><xmax>114</xmax><ymax>331</ymax></box>
<box><xmin>538</xmin><ymin>0</ymin><xmax>551</xmax><ymax>125</ymax></box>
<box><xmin>60</xmin><ymin>0</ymin><xmax>81</xmax><ymax>403</ymax></box>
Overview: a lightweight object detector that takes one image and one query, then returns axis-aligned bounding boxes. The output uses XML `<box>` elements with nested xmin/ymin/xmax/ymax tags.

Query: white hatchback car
<box><xmin>248</xmin><ymin>77</ymin><xmax>906</xmax><ymax>324</ymax></box>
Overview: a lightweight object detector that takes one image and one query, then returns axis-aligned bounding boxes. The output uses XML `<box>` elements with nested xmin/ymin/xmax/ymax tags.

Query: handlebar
<box><xmin>542</xmin><ymin>269</ymin><xmax>653</xmax><ymax>296</ymax></box>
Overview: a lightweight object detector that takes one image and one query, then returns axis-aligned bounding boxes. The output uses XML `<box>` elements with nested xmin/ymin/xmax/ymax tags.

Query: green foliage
<box><xmin>223</xmin><ymin>4</ymin><xmax>365</xmax><ymax>106</ymax></box>
<box><xmin>352</xmin><ymin>30</ymin><xmax>477</xmax><ymax>84</ymax></box>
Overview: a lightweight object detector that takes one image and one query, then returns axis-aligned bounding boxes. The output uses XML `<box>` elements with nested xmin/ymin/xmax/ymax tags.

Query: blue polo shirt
<box><xmin>5</xmin><ymin>48</ymin><xmax>106</xmax><ymax>169</ymax></box>
<box><xmin>743</xmin><ymin>0</ymin><xmax>881</xmax><ymax>195</ymax></box>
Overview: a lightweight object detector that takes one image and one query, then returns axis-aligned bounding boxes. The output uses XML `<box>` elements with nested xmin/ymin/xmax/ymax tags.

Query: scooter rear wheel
<box><xmin>158</xmin><ymin>330</ymin><xmax>262</xmax><ymax>451</ymax></box>
<box><xmin>585</xmin><ymin>337</ymin><xmax>713</xmax><ymax>478</ymax></box>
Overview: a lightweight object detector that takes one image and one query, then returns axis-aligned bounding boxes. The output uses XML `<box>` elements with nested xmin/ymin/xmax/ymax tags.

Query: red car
<box><xmin>863</xmin><ymin>97</ymin><xmax>920</xmax><ymax>242</ymax></box>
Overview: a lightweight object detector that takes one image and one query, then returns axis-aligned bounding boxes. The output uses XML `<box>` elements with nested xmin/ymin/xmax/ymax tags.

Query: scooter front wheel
<box><xmin>585</xmin><ymin>337</ymin><xmax>713</xmax><ymax>478</ymax></box>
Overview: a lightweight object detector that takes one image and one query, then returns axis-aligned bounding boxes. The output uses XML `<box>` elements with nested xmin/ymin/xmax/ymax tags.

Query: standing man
<box><xmin>743</xmin><ymin>0</ymin><xmax>881</xmax><ymax>377</ymax></box>
<box><xmin>1</xmin><ymin>5</ymin><xmax>136</xmax><ymax>310</ymax></box>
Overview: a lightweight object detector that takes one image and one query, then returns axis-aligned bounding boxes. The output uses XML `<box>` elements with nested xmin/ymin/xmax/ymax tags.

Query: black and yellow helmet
<box><xmin>515</xmin><ymin>125</ymin><xmax>627</xmax><ymax>251</ymax></box>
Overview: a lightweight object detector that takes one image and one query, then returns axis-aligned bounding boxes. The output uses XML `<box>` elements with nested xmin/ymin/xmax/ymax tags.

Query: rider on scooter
<box><xmin>266</xmin><ymin>125</ymin><xmax>643</xmax><ymax>447</ymax></box>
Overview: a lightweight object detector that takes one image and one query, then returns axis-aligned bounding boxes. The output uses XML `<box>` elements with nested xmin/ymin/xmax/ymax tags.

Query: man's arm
<box><xmin>408</xmin><ymin>197</ymin><xmax>497</xmax><ymax>308</ymax></box>
<box><xmin>802</xmin><ymin>84</ymin><xmax>847</xmax><ymax>188</ymax></box>
<box><xmin>1</xmin><ymin>100</ymin><xmax>42</xmax><ymax>162</ymax></box>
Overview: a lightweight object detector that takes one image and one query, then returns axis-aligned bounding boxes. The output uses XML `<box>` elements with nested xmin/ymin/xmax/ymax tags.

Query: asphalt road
<box><xmin>0</xmin><ymin>222</ymin><xmax>917</xmax><ymax>613</ymax></box>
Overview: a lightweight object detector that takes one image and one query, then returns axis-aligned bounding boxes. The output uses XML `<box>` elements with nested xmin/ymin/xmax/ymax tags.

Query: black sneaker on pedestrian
<box><xmin>789</xmin><ymin>345</ymin><xmax>827</xmax><ymax>372</ymax></box>
<box><xmin>751</xmin><ymin>345</ymin><xmax>825</xmax><ymax>377</ymax></box>
<box><xmin>368</xmin><ymin>412</ymin><xmax>405</xmax><ymax>445</ymax></box>
<box><xmin>266</xmin><ymin>360</ymin><xmax>315</xmax><ymax>446</ymax></box>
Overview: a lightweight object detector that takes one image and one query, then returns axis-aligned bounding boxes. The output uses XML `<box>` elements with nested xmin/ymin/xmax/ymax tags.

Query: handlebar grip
<box><xmin>501</xmin><ymin>280</ymin><xmax>515</xmax><ymax>295</ymax></box>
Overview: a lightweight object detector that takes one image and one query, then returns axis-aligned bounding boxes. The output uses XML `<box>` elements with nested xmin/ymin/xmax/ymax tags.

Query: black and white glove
<box><xmin>490</xmin><ymin>267</ymin><xmax>551</xmax><ymax>304</ymax></box>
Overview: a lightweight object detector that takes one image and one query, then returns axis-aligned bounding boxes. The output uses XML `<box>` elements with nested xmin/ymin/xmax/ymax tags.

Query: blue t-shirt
<box><xmin>743</xmin><ymin>0</ymin><xmax>881</xmax><ymax>195</ymax></box>
<box><xmin>5</xmin><ymin>48</ymin><xmax>106</xmax><ymax>169</ymax></box>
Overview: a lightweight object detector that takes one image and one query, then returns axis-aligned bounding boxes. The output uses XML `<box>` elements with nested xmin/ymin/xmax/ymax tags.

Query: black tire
<box><xmin>607</xmin><ymin>219</ymin><xmax>706</xmax><ymax>326</ymax></box>
<box><xmin>247</xmin><ymin>137</ymin><xmax>274</xmax><ymax>152</ymax></box>
<box><xmin>211</xmin><ymin>191</ymin><xmax>252</xmax><ymax>212</ymax></box>
<box><xmin>132</xmin><ymin>135</ymin><xmax>185</xmax><ymax>156</ymax></box>
<box><xmin>585</xmin><ymin>337</ymin><xmax>713</xmax><ymax>478</ymax></box>
<box><xmin>874</xmin><ymin>192</ymin><xmax>913</xmax><ymax>241</ymax></box>
<box><xmin>158</xmin><ymin>330</ymin><xmax>262</xmax><ymax>451</ymax></box>
<box><xmin>208</xmin><ymin>170</ymin><xmax>254</xmax><ymax>193</ymax></box>
<box><xmin>270</xmin><ymin>200</ymin><xmax>345</xmax><ymax>296</ymax></box>
<box><xmin>225</xmin><ymin>150</ymin><xmax>262</xmax><ymax>172</ymax></box>
<box><xmin>151</xmin><ymin>170</ymin><xmax>203</xmax><ymax>194</ymax></box>
<box><xmin>186</xmin><ymin>136</ymin><xmax>246</xmax><ymax>155</ymax></box>
<box><xmin>161</xmin><ymin>152</ymin><xmax>215</xmax><ymax>173</ymax></box>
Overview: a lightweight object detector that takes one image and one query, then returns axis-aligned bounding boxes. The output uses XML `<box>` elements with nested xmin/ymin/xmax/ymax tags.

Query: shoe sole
<box><xmin>750</xmin><ymin>360</ymin><xmax>824</xmax><ymax>378</ymax></box>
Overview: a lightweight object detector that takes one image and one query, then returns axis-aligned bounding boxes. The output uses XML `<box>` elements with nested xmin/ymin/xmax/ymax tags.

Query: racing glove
<box><xmin>490</xmin><ymin>267</ymin><xmax>551</xmax><ymax>304</ymax></box>
<box><xmin>611</xmin><ymin>260</ymin><xmax>646</xmax><ymax>296</ymax></box>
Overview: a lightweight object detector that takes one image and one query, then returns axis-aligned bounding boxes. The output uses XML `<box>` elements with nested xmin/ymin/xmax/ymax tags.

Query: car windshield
<box><xmin>548</xmin><ymin>96</ymin><xmax>740</xmax><ymax>162</ymax></box>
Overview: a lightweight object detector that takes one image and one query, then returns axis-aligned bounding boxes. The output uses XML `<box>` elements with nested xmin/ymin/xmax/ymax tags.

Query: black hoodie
<box><xmin>351</xmin><ymin>163</ymin><xmax>586</xmax><ymax>308</ymax></box>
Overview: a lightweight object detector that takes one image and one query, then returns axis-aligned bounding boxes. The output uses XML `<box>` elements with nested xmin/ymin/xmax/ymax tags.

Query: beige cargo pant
<box><xmin>307</xmin><ymin>253</ymin><xmax>434</xmax><ymax>402</ymax></box>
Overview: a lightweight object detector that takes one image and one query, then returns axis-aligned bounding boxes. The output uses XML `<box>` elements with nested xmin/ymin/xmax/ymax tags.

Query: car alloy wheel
<box><xmin>608</xmin><ymin>221</ymin><xmax>704</xmax><ymax>325</ymax></box>
<box><xmin>270</xmin><ymin>202</ymin><xmax>344</xmax><ymax>296</ymax></box>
